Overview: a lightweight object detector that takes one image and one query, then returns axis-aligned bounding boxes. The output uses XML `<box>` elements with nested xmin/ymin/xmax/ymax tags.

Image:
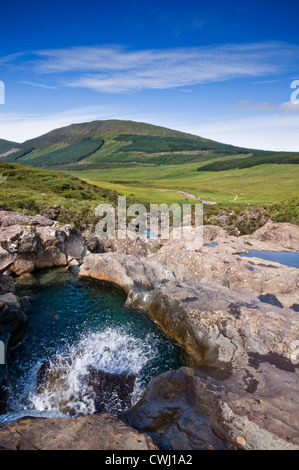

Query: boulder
<box><xmin>0</xmin><ymin>413</ymin><xmax>157</xmax><ymax>450</ymax></box>
<box><xmin>0</xmin><ymin>274</ymin><xmax>16</xmax><ymax>295</ymax></box>
<box><xmin>79</xmin><ymin>253</ymin><xmax>158</xmax><ymax>295</ymax></box>
<box><xmin>82</xmin><ymin>231</ymin><xmax>105</xmax><ymax>254</ymax></box>
<box><xmin>0</xmin><ymin>293</ymin><xmax>27</xmax><ymax>342</ymax></box>
<box><xmin>0</xmin><ymin>211</ymin><xmax>87</xmax><ymax>275</ymax></box>
<box><xmin>63</xmin><ymin>225</ymin><xmax>87</xmax><ymax>260</ymax></box>
<box><xmin>0</xmin><ymin>246</ymin><xmax>15</xmax><ymax>275</ymax></box>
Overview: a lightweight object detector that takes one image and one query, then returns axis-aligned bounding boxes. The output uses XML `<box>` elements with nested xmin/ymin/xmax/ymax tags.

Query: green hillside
<box><xmin>2</xmin><ymin>120</ymin><xmax>299</xmax><ymax>173</ymax></box>
<box><xmin>0</xmin><ymin>161</ymin><xmax>119</xmax><ymax>230</ymax></box>
<box><xmin>0</xmin><ymin>120</ymin><xmax>298</xmax><ymax>231</ymax></box>
<box><xmin>0</xmin><ymin>138</ymin><xmax>20</xmax><ymax>155</ymax></box>
<box><xmin>198</xmin><ymin>152</ymin><xmax>299</xmax><ymax>171</ymax></box>
<box><xmin>0</xmin><ymin>119</ymin><xmax>270</xmax><ymax>170</ymax></box>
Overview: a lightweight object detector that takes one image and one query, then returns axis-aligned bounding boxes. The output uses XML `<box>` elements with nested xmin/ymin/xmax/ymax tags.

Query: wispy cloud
<box><xmin>20</xmin><ymin>81</ymin><xmax>57</xmax><ymax>89</ymax></box>
<box><xmin>1</xmin><ymin>42</ymin><xmax>297</xmax><ymax>94</ymax></box>
<box><xmin>236</xmin><ymin>100</ymin><xmax>278</xmax><ymax>111</ymax></box>
<box><xmin>37</xmin><ymin>43</ymin><xmax>294</xmax><ymax>93</ymax></box>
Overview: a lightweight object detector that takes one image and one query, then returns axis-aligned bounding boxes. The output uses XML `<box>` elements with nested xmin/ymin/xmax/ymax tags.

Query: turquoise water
<box><xmin>1</xmin><ymin>268</ymin><xmax>184</xmax><ymax>423</ymax></box>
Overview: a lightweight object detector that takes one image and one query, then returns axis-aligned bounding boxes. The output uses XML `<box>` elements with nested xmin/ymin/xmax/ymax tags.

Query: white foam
<box><xmin>6</xmin><ymin>327</ymin><xmax>158</xmax><ymax>418</ymax></box>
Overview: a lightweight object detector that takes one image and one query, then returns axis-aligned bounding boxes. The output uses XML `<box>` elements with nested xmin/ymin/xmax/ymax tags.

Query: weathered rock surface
<box><xmin>79</xmin><ymin>222</ymin><xmax>299</xmax><ymax>450</ymax></box>
<box><xmin>0</xmin><ymin>211</ymin><xmax>54</xmax><ymax>228</ymax></box>
<box><xmin>0</xmin><ymin>413</ymin><xmax>157</xmax><ymax>450</ymax></box>
<box><xmin>0</xmin><ymin>274</ymin><xmax>15</xmax><ymax>295</ymax></box>
<box><xmin>0</xmin><ymin>246</ymin><xmax>15</xmax><ymax>275</ymax></box>
<box><xmin>102</xmin><ymin>236</ymin><xmax>159</xmax><ymax>258</ymax></box>
<box><xmin>125</xmin><ymin>367</ymin><xmax>299</xmax><ymax>451</ymax></box>
<box><xmin>79</xmin><ymin>253</ymin><xmax>159</xmax><ymax>295</ymax></box>
<box><xmin>0</xmin><ymin>211</ymin><xmax>87</xmax><ymax>275</ymax></box>
<box><xmin>243</xmin><ymin>222</ymin><xmax>299</xmax><ymax>251</ymax></box>
<box><xmin>0</xmin><ymin>214</ymin><xmax>298</xmax><ymax>451</ymax></box>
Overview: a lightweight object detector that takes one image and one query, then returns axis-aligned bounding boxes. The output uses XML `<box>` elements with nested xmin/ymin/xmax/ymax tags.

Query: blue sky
<box><xmin>0</xmin><ymin>0</ymin><xmax>299</xmax><ymax>150</ymax></box>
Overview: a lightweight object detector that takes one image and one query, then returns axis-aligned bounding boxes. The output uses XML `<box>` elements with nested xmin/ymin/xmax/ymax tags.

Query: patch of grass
<box><xmin>0</xmin><ymin>162</ymin><xmax>119</xmax><ymax>230</ymax></box>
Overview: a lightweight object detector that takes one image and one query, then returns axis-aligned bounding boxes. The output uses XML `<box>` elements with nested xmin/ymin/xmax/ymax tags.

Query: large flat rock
<box><xmin>0</xmin><ymin>413</ymin><xmax>157</xmax><ymax>450</ymax></box>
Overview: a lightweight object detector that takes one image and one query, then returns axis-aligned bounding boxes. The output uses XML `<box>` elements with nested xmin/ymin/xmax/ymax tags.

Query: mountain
<box><xmin>1</xmin><ymin>120</ymin><xmax>298</xmax><ymax>171</ymax></box>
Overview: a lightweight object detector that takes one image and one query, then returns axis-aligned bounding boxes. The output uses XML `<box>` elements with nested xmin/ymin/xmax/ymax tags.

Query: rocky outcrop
<box><xmin>0</xmin><ymin>211</ymin><xmax>87</xmax><ymax>275</ymax></box>
<box><xmin>0</xmin><ymin>414</ymin><xmax>157</xmax><ymax>450</ymax></box>
<box><xmin>79</xmin><ymin>221</ymin><xmax>299</xmax><ymax>450</ymax></box>
<box><xmin>102</xmin><ymin>237</ymin><xmax>159</xmax><ymax>258</ymax></box>
<box><xmin>0</xmin><ymin>292</ymin><xmax>26</xmax><ymax>341</ymax></box>
<box><xmin>79</xmin><ymin>253</ymin><xmax>159</xmax><ymax>295</ymax></box>
<box><xmin>125</xmin><ymin>367</ymin><xmax>299</xmax><ymax>451</ymax></box>
<box><xmin>0</xmin><ymin>213</ymin><xmax>298</xmax><ymax>451</ymax></box>
<box><xmin>243</xmin><ymin>222</ymin><xmax>299</xmax><ymax>251</ymax></box>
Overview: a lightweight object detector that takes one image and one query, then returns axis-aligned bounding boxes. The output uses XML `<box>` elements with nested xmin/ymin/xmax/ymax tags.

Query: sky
<box><xmin>0</xmin><ymin>0</ymin><xmax>299</xmax><ymax>150</ymax></box>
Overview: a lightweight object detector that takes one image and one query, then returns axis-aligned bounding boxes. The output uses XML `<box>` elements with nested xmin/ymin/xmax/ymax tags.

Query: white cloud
<box><xmin>1</xmin><ymin>42</ymin><xmax>297</xmax><ymax>94</ymax></box>
<box><xmin>279</xmin><ymin>101</ymin><xmax>299</xmax><ymax>114</ymax></box>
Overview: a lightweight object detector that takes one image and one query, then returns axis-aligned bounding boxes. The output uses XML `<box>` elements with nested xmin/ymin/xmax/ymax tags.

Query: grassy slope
<box><xmin>71</xmin><ymin>161</ymin><xmax>299</xmax><ymax>205</ymax></box>
<box><xmin>69</xmin><ymin>161</ymin><xmax>299</xmax><ymax>232</ymax></box>
<box><xmin>1</xmin><ymin>120</ymin><xmax>298</xmax><ymax>231</ymax></box>
<box><xmin>0</xmin><ymin>162</ymin><xmax>119</xmax><ymax>230</ymax></box>
<box><xmin>0</xmin><ymin>138</ymin><xmax>20</xmax><ymax>155</ymax></box>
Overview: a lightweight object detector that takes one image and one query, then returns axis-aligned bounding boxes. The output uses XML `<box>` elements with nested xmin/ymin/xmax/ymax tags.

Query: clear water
<box><xmin>0</xmin><ymin>268</ymin><xmax>184</xmax><ymax>424</ymax></box>
<box><xmin>239</xmin><ymin>250</ymin><xmax>299</xmax><ymax>269</ymax></box>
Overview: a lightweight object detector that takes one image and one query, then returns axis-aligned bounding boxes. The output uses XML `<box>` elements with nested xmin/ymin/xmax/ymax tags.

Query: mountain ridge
<box><xmin>0</xmin><ymin>119</ymin><xmax>298</xmax><ymax>170</ymax></box>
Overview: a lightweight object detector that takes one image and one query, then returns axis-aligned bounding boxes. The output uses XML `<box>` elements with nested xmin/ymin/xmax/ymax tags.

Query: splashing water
<box><xmin>1</xmin><ymin>268</ymin><xmax>184</xmax><ymax>424</ymax></box>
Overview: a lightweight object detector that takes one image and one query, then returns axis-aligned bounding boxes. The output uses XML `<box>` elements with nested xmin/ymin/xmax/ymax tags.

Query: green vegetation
<box><xmin>4</xmin><ymin>146</ymin><xmax>36</xmax><ymax>162</ymax></box>
<box><xmin>198</xmin><ymin>152</ymin><xmax>299</xmax><ymax>171</ymax></box>
<box><xmin>0</xmin><ymin>138</ymin><xmax>19</xmax><ymax>154</ymax></box>
<box><xmin>0</xmin><ymin>162</ymin><xmax>119</xmax><ymax>230</ymax></box>
<box><xmin>114</xmin><ymin>134</ymin><xmax>250</xmax><ymax>154</ymax></box>
<box><xmin>3</xmin><ymin>120</ymin><xmax>299</xmax><ymax>173</ymax></box>
<box><xmin>0</xmin><ymin>120</ymin><xmax>261</xmax><ymax>170</ymax></box>
<box><xmin>0</xmin><ymin>120</ymin><xmax>298</xmax><ymax>233</ymax></box>
<box><xmin>3</xmin><ymin>139</ymin><xmax>104</xmax><ymax>167</ymax></box>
